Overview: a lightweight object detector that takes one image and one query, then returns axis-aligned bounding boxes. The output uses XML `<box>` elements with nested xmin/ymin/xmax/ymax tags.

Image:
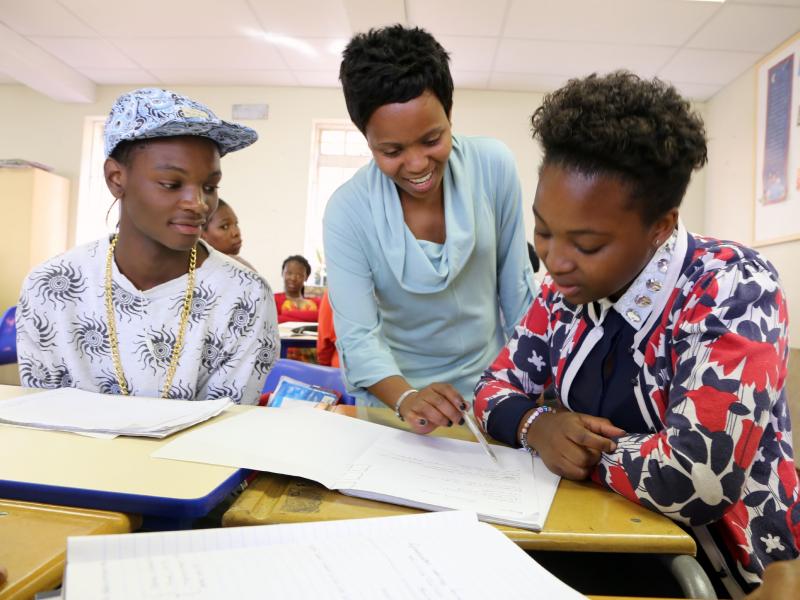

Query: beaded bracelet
<box><xmin>519</xmin><ymin>405</ymin><xmax>553</xmax><ymax>455</ymax></box>
<box><xmin>394</xmin><ymin>389</ymin><xmax>418</xmax><ymax>421</ymax></box>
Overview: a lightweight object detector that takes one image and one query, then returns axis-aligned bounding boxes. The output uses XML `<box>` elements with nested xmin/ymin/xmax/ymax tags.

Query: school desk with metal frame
<box><xmin>0</xmin><ymin>384</ymin><xmax>251</xmax><ymax>529</ymax></box>
<box><xmin>0</xmin><ymin>498</ymin><xmax>138</xmax><ymax>600</ymax></box>
<box><xmin>223</xmin><ymin>405</ymin><xmax>717</xmax><ymax>599</ymax></box>
<box><xmin>278</xmin><ymin>326</ymin><xmax>317</xmax><ymax>359</ymax></box>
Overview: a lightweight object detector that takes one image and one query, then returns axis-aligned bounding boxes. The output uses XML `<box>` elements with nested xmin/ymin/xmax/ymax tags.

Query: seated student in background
<box><xmin>16</xmin><ymin>88</ymin><xmax>278</xmax><ymax>404</ymax></box>
<box><xmin>324</xmin><ymin>26</ymin><xmax>535</xmax><ymax>431</ymax></box>
<box><xmin>274</xmin><ymin>255</ymin><xmax>319</xmax><ymax>324</ymax></box>
<box><xmin>474</xmin><ymin>72</ymin><xmax>799</xmax><ymax>594</ymax></box>
<box><xmin>316</xmin><ymin>290</ymin><xmax>338</xmax><ymax>367</ymax></box>
<box><xmin>201</xmin><ymin>198</ymin><xmax>256</xmax><ymax>270</ymax></box>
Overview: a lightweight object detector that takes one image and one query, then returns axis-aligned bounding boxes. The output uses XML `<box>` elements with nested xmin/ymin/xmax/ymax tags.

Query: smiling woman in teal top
<box><xmin>323</xmin><ymin>25</ymin><xmax>536</xmax><ymax>433</ymax></box>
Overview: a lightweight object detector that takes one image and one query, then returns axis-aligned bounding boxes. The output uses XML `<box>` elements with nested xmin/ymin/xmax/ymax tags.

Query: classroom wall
<box><xmin>704</xmin><ymin>67</ymin><xmax>800</xmax><ymax>346</ymax></box>
<box><xmin>0</xmin><ymin>83</ymin><xmax>707</xmax><ymax>295</ymax></box>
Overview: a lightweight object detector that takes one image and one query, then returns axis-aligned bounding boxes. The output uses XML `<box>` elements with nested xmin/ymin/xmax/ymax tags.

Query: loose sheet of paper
<box><xmin>65</xmin><ymin>511</ymin><xmax>586</xmax><ymax>600</ymax></box>
<box><xmin>0</xmin><ymin>388</ymin><xmax>231</xmax><ymax>437</ymax></box>
<box><xmin>153</xmin><ymin>406</ymin><xmax>383</xmax><ymax>488</ymax></box>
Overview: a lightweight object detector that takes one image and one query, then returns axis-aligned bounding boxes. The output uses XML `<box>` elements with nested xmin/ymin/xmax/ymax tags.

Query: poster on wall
<box><xmin>754</xmin><ymin>32</ymin><xmax>800</xmax><ymax>246</ymax></box>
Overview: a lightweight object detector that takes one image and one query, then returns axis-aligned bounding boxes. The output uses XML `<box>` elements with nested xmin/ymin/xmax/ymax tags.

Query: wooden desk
<box><xmin>278</xmin><ymin>322</ymin><xmax>317</xmax><ymax>358</ymax></box>
<box><xmin>224</xmin><ymin>405</ymin><xmax>694</xmax><ymax>556</ymax></box>
<box><xmin>223</xmin><ymin>474</ymin><xmax>693</xmax><ymax>554</ymax></box>
<box><xmin>0</xmin><ymin>384</ymin><xmax>250</xmax><ymax>528</ymax></box>
<box><xmin>0</xmin><ymin>499</ymin><xmax>137</xmax><ymax>600</ymax></box>
<box><xmin>279</xmin><ymin>336</ymin><xmax>317</xmax><ymax>358</ymax></box>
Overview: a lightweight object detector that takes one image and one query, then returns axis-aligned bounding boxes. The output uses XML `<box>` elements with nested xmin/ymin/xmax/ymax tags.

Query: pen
<box><xmin>461</xmin><ymin>408</ymin><xmax>499</xmax><ymax>465</ymax></box>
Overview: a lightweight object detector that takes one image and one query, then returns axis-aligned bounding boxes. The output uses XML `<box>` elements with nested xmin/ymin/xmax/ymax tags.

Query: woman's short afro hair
<box><xmin>339</xmin><ymin>24</ymin><xmax>453</xmax><ymax>133</ymax></box>
<box><xmin>531</xmin><ymin>71</ymin><xmax>708</xmax><ymax>224</ymax></box>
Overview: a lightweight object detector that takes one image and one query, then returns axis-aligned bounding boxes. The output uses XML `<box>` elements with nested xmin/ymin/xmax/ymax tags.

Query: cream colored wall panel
<box><xmin>29</xmin><ymin>168</ymin><xmax>69</xmax><ymax>267</ymax></box>
<box><xmin>0</xmin><ymin>169</ymin><xmax>35</xmax><ymax>310</ymax></box>
<box><xmin>0</xmin><ymin>167</ymin><xmax>69</xmax><ymax>311</ymax></box>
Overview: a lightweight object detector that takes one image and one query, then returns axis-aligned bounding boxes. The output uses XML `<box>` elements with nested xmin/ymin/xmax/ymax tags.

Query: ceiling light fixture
<box><xmin>242</xmin><ymin>28</ymin><xmax>317</xmax><ymax>57</ymax></box>
<box><xmin>327</xmin><ymin>39</ymin><xmax>347</xmax><ymax>57</ymax></box>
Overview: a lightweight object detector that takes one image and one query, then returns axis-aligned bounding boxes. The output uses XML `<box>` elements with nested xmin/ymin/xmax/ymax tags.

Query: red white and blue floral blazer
<box><xmin>475</xmin><ymin>224</ymin><xmax>799</xmax><ymax>588</ymax></box>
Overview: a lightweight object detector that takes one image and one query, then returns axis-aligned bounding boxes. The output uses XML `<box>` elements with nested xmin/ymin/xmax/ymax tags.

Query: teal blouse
<box><xmin>323</xmin><ymin>135</ymin><xmax>536</xmax><ymax>405</ymax></box>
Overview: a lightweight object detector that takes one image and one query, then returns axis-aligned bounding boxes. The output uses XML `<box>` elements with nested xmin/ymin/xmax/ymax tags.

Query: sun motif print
<box><xmin>17</xmin><ymin>238</ymin><xmax>279</xmax><ymax>404</ymax></box>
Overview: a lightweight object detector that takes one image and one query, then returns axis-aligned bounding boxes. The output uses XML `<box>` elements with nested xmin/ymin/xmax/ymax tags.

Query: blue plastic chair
<box><xmin>0</xmin><ymin>306</ymin><xmax>16</xmax><ymax>365</ymax></box>
<box><xmin>262</xmin><ymin>358</ymin><xmax>355</xmax><ymax>405</ymax></box>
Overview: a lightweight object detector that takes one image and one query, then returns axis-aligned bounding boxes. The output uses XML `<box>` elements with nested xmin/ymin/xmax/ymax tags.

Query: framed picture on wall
<box><xmin>753</xmin><ymin>31</ymin><xmax>800</xmax><ymax>246</ymax></box>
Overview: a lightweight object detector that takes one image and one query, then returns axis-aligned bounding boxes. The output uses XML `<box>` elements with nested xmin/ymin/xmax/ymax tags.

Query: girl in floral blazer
<box><xmin>475</xmin><ymin>72</ymin><xmax>799</xmax><ymax>595</ymax></box>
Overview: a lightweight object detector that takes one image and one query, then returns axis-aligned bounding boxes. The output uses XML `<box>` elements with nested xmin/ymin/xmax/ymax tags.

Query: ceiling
<box><xmin>0</xmin><ymin>0</ymin><xmax>798</xmax><ymax>103</ymax></box>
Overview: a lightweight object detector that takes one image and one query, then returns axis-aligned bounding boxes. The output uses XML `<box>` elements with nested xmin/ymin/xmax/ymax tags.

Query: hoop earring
<box><xmin>105</xmin><ymin>197</ymin><xmax>121</xmax><ymax>228</ymax></box>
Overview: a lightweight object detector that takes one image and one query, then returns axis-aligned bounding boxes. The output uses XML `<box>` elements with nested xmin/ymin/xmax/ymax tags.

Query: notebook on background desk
<box><xmin>152</xmin><ymin>406</ymin><xmax>560</xmax><ymax>531</ymax></box>
<box><xmin>278</xmin><ymin>321</ymin><xmax>318</xmax><ymax>337</ymax></box>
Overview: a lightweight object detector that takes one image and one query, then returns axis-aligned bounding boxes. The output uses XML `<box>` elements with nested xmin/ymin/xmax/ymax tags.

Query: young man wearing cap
<box><xmin>16</xmin><ymin>88</ymin><xmax>278</xmax><ymax>404</ymax></box>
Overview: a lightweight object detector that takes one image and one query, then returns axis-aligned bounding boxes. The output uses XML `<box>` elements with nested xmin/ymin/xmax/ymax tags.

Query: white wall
<box><xmin>0</xmin><ymin>82</ymin><xmax>708</xmax><ymax>293</ymax></box>
<box><xmin>704</xmin><ymin>67</ymin><xmax>800</xmax><ymax>345</ymax></box>
<box><xmin>455</xmin><ymin>89</ymin><xmax>707</xmax><ymax>244</ymax></box>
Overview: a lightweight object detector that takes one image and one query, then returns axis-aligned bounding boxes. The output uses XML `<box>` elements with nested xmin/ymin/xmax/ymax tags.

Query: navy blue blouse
<box><xmin>566</xmin><ymin>305</ymin><xmax>650</xmax><ymax>434</ymax></box>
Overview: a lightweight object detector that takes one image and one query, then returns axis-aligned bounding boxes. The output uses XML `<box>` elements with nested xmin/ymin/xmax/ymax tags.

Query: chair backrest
<box><xmin>0</xmin><ymin>306</ymin><xmax>17</xmax><ymax>365</ymax></box>
<box><xmin>263</xmin><ymin>358</ymin><xmax>355</xmax><ymax>405</ymax></box>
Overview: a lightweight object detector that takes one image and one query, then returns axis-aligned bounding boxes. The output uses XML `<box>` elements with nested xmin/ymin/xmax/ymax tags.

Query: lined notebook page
<box><xmin>338</xmin><ymin>428</ymin><xmax>548</xmax><ymax>527</ymax></box>
<box><xmin>152</xmin><ymin>406</ymin><xmax>560</xmax><ymax>529</ymax></box>
<box><xmin>65</xmin><ymin>512</ymin><xmax>586</xmax><ymax>599</ymax></box>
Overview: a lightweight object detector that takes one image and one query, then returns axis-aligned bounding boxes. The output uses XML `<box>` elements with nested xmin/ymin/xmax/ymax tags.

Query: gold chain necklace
<box><xmin>105</xmin><ymin>234</ymin><xmax>196</xmax><ymax>398</ymax></box>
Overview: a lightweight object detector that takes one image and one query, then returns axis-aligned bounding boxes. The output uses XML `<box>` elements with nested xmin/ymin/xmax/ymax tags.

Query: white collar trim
<box><xmin>610</xmin><ymin>221</ymin><xmax>687</xmax><ymax>331</ymax></box>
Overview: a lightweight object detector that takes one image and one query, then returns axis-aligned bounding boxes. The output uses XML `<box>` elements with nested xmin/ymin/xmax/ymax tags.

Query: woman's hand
<box><xmin>527</xmin><ymin>411</ymin><xmax>625</xmax><ymax>480</ymax></box>
<box><xmin>399</xmin><ymin>382</ymin><xmax>466</xmax><ymax>434</ymax></box>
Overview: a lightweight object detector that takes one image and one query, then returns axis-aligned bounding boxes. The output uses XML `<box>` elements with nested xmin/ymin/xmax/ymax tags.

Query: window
<box><xmin>304</xmin><ymin>121</ymin><xmax>372</xmax><ymax>285</ymax></box>
<box><xmin>76</xmin><ymin>116</ymin><xmax>115</xmax><ymax>246</ymax></box>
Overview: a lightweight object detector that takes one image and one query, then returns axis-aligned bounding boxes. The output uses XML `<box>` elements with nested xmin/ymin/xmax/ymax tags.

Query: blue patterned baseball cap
<box><xmin>104</xmin><ymin>88</ymin><xmax>258</xmax><ymax>158</ymax></box>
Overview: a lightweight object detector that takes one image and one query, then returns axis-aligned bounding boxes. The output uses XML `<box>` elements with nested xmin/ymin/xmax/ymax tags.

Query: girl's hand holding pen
<box><xmin>525</xmin><ymin>411</ymin><xmax>625</xmax><ymax>480</ymax></box>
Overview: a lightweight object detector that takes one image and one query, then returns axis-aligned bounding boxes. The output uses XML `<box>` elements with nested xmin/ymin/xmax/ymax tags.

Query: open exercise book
<box><xmin>153</xmin><ymin>406</ymin><xmax>560</xmax><ymax>530</ymax></box>
<box><xmin>0</xmin><ymin>388</ymin><xmax>230</xmax><ymax>438</ymax></box>
<box><xmin>65</xmin><ymin>511</ymin><xmax>586</xmax><ymax>600</ymax></box>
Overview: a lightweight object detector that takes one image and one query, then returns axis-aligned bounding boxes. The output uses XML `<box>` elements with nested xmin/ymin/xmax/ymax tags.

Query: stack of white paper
<box><xmin>153</xmin><ymin>407</ymin><xmax>561</xmax><ymax>530</ymax></box>
<box><xmin>64</xmin><ymin>511</ymin><xmax>586</xmax><ymax>600</ymax></box>
<box><xmin>0</xmin><ymin>388</ymin><xmax>231</xmax><ymax>438</ymax></box>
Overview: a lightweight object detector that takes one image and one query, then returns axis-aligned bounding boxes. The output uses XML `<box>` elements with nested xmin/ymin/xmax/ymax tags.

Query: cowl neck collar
<box><xmin>368</xmin><ymin>135</ymin><xmax>476</xmax><ymax>294</ymax></box>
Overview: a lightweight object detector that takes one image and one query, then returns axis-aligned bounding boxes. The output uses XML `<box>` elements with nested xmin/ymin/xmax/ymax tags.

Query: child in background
<box><xmin>475</xmin><ymin>72</ymin><xmax>798</xmax><ymax>594</ymax></box>
<box><xmin>201</xmin><ymin>198</ymin><xmax>255</xmax><ymax>270</ymax></box>
<box><xmin>274</xmin><ymin>255</ymin><xmax>319</xmax><ymax>324</ymax></box>
<box><xmin>275</xmin><ymin>255</ymin><xmax>318</xmax><ymax>363</ymax></box>
<box><xmin>16</xmin><ymin>88</ymin><xmax>278</xmax><ymax>404</ymax></box>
